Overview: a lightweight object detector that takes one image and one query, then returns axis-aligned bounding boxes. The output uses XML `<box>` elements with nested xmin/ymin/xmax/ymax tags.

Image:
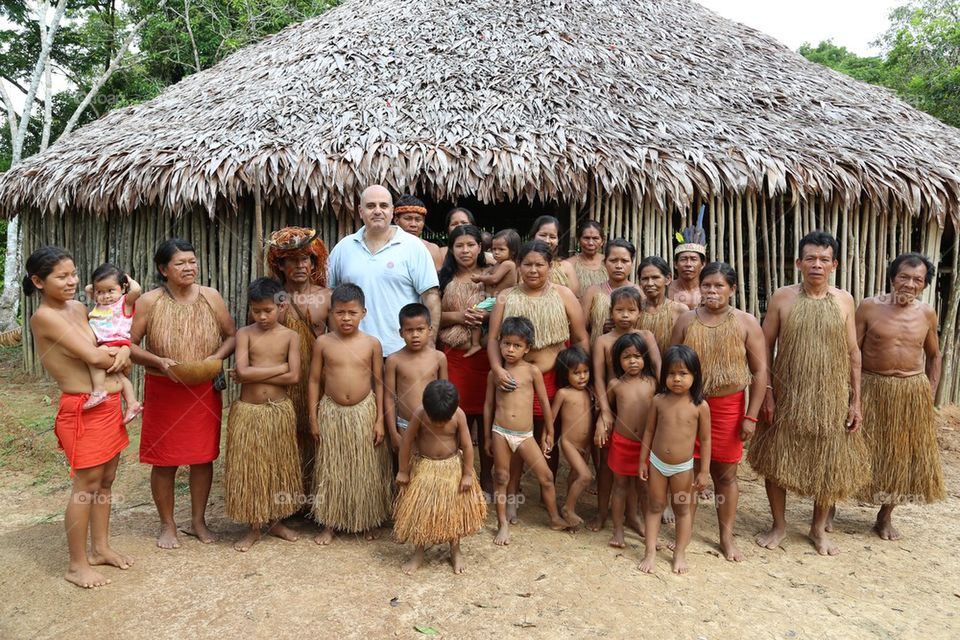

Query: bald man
<box><xmin>327</xmin><ymin>186</ymin><xmax>441</xmax><ymax>356</ymax></box>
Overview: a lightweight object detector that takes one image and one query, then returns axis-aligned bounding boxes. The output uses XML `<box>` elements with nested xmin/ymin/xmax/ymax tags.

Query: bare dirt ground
<box><xmin>1</xmin><ymin>349</ymin><xmax>958</xmax><ymax>639</ymax></box>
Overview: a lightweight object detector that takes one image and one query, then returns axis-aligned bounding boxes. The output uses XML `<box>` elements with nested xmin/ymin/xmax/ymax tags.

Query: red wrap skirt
<box><xmin>55</xmin><ymin>392</ymin><xmax>128</xmax><ymax>477</ymax></box>
<box><xmin>140</xmin><ymin>374</ymin><xmax>222</xmax><ymax>466</ymax></box>
<box><xmin>444</xmin><ymin>345</ymin><xmax>491</xmax><ymax>416</ymax></box>
<box><xmin>607</xmin><ymin>430</ymin><xmax>643</xmax><ymax>477</ymax></box>
<box><xmin>695</xmin><ymin>390</ymin><xmax>746</xmax><ymax>464</ymax></box>
<box><xmin>532</xmin><ymin>368</ymin><xmax>558</xmax><ymax>418</ymax></box>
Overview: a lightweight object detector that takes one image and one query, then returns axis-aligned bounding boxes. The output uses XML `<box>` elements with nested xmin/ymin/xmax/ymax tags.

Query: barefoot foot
<box><xmin>608</xmin><ymin>527</ymin><xmax>626</xmax><ymax>549</ymax></box>
<box><xmin>661</xmin><ymin>504</ymin><xmax>675</xmax><ymax>524</ymax></box>
<box><xmin>637</xmin><ymin>553</ymin><xmax>657</xmax><ymax>573</ymax></box>
<box><xmin>267</xmin><ymin>521</ymin><xmax>299</xmax><ymax>542</ymax></box>
<box><xmin>809</xmin><ymin>529</ymin><xmax>840</xmax><ymax>556</ymax></box>
<box><xmin>549</xmin><ymin>516</ymin><xmax>570</xmax><ymax>532</ymax></box>
<box><xmin>463</xmin><ymin>344</ymin><xmax>482</xmax><ymax>358</ymax></box>
<box><xmin>234</xmin><ymin>527</ymin><xmax>262</xmax><ymax>552</ymax></box>
<box><xmin>88</xmin><ymin>545</ymin><xmax>134</xmax><ymax>569</ymax></box>
<box><xmin>494</xmin><ymin>522</ymin><xmax>510</xmax><ymax>546</ymax></box>
<box><xmin>449</xmin><ymin>542</ymin><xmax>465</xmax><ymax>574</ymax></box>
<box><xmin>364</xmin><ymin>528</ymin><xmax>382</xmax><ymax>541</ymax></box>
<box><xmin>561</xmin><ymin>507</ymin><xmax>583</xmax><ymax>530</ymax></box>
<box><xmin>755</xmin><ymin>526</ymin><xmax>786</xmax><ymax>550</ymax></box>
<box><xmin>156</xmin><ymin>523</ymin><xmax>181</xmax><ymax>549</ymax></box>
<box><xmin>720</xmin><ymin>537</ymin><xmax>744</xmax><ymax>562</ymax></box>
<box><xmin>184</xmin><ymin>519</ymin><xmax>219</xmax><ymax>544</ymax></box>
<box><xmin>873</xmin><ymin>517</ymin><xmax>902</xmax><ymax>541</ymax></box>
<box><xmin>65</xmin><ymin>566</ymin><xmax>111</xmax><ymax>588</ymax></box>
<box><xmin>314</xmin><ymin>528</ymin><xmax>334</xmax><ymax>545</ymax></box>
<box><xmin>587</xmin><ymin>515</ymin><xmax>607</xmax><ymax>532</ymax></box>
<box><xmin>672</xmin><ymin>550</ymin><xmax>689</xmax><ymax>574</ymax></box>
<box><xmin>402</xmin><ymin>547</ymin><xmax>425</xmax><ymax>574</ymax></box>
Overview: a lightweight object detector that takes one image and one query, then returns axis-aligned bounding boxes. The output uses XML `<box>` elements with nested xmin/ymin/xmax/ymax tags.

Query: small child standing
<box><xmin>551</xmin><ymin>346</ymin><xmax>594</xmax><ymax>528</ymax></box>
<box><xmin>465</xmin><ymin>229</ymin><xmax>520</xmax><ymax>357</ymax></box>
<box><xmin>590</xmin><ymin>286</ymin><xmax>659</xmax><ymax>531</ymax></box>
<box><xmin>606</xmin><ymin>334</ymin><xmax>658</xmax><ymax>549</ymax></box>
<box><xmin>384</xmin><ymin>303</ymin><xmax>448</xmax><ymax>451</ymax></box>
<box><xmin>309</xmin><ymin>284</ymin><xmax>393</xmax><ymax>544</ymax></box>
<box><xmin>225</xmin><ymin>278</ymin><xmax>302</xmax><ymax>552</ymax></box>
<box><xmin>484</xmin><ymin>316</ymin><xmax>570</xmax><ymax>545</ymax></box>
<box><xmin>639</xmin><ymin>345</ymin><xmax>711</xmax><ymax>574</ymax></box>
<box><xmin>84</xmin><ymin>264</ymin><xmax>142</xmax><ymax>423</ymax></box>
<box><xmin>394</xmin><ymin>380</ymin><xmax>487</xmax><ymax>574</ymax></box>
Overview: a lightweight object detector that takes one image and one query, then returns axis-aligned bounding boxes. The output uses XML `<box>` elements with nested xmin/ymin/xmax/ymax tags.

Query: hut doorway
<box><xmin>420</xmin><ymin>196</ymin><xmax>576</xmax><ymax>250</ymax></box>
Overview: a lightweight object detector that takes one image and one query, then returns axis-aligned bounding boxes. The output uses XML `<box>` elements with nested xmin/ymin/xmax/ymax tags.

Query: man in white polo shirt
<box><xmin>327</xmin><ymin>185</ymin><xmax>441</xmax><ymax>356</ymax></box>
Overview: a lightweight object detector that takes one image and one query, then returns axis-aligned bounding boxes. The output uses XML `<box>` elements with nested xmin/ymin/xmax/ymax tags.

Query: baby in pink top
<box><xmin>84</xmin><ymin>264</ymin><xmax>142</xmax><ymax>423</ymax></box>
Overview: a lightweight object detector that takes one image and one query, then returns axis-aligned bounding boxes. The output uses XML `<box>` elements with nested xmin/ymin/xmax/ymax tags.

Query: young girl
<box><xmin>589</xmin><ymin>286</ymin><xmax>659</xmax><ymax>532</ymax></box>
<box><xmin>84</xmin><ymin>264</ymin><xmax>142</xmax><ymax>423</ymax></box>
<box><xmin>467</xmin><ymin>229</ymin><xmax>520</xmax><ymax>357</ymax></box>
<box><xmin>551</xmin><ymin>346</ymin><xmax>594</xmax><ymax>528</ymax></box>
<box><xmin>639</xmin><ymin>345</ymin><xmax>711</xmax><ymax>575</ymax></box>
<box><xmin>606</xmin><ymin>334</ymin><xmax>657</xmax><ymax>549</ymax></box>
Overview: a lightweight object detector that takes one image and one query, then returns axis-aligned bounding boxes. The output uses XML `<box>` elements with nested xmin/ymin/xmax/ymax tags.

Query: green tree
<box><xmin>800</xmin><ymin>0</ymin><xmax>960</xmax><ymax>128</ymax></box>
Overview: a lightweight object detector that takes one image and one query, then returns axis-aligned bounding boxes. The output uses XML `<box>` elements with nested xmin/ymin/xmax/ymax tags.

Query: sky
<box><xmin>696</xmin><ymin>0</ymin><xmax>898</xmax><ymax>56</ymax></box>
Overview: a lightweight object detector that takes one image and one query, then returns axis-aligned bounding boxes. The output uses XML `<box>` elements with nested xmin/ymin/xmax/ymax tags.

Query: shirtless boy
<box><xmin>308</xmin><ymin>284</ymin><xmax>393</xmax><ymax>544</ymax></box>
<box><xmin>484</xmin><ymin>317</ymin><xmax>570</xmax><ymax>545</ymax></box>
<box><xmin>856</xmin><ymin>252</ymin><xmax>944</xmax><ymax>540</ymax></box>
<box><xmin>226</xmin><ymin>278</ymin><xmax>302</xmax><ymax>551</ymax></box>
<box><xmin>385</xmin><ymin>303</ymin><xmax>448</xmax><ymax>451</ymax></box>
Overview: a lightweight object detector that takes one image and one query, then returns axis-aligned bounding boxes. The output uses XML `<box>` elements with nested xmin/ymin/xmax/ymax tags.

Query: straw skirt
<box><xmin>224</xmin><ymin>397</ymin><xmax>302</xmax><ymax>523</ymax></box>
<box><xmin>393</xmin><ymin>453</ymin><xmax>488</xmax><ymax>545</ymax></box>
<box><xmin>311</xmin><ymin>393</ymin><xmax>392</xmax><ymax>532</ymax></box>
<box><xmin>859</xmin><ymin>372</ymin><xmax>945</xmax><ymax>505</ymax></box>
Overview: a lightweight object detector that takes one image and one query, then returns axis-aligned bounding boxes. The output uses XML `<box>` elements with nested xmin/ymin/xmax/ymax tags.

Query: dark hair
<box><xmin>331</xmin><ymin>283</ymin><xmax>365</xmax><ymax>308</ymax></box>
<box><xmin>398</xmin><ymin>302</ymin><xmax>431</xmax><ymax>326</ymax></box>
<box><xmin>481</xmin><ymin>231</ymin><xmax>493</xmax><ymax>252</ymax></box>
<box><xmin>638</xmin><ymin>255</ymin><xmax>670</xmax><ymax>279</ymax></box>
<box><xmin>516</xmin><ymin>240</ymin><xmax>553</xmax><ymax>265</ymax></box>
<box><xmin>438</xmin><ymin>224</ymin><xmax>488</xmax><ymax>294</ymax></box>
<box><xmin>499</xmin><ymin>316</ymin><xmax>535</xmax><ymax>346</ymax></box>
<box><xmin>699</xmin><ymin>261</ymin><xmax>737</xmax><ymax>287</ymax></box>
<box><xmin>22</xmin><ymin>246</ymin><xmax>73</xmax><ymax>296</ymax></box>
<box><xmin>492</xmin><ymin>228</ymin><xmax>521</xmax><ymax>261</ymax></box>
<box><xmin>659</xmin><ymin>345</ymin><xmax>704</xmax><ymax>405</ymax></box>
<box><xmin>154</xmin><ymin>238</ymin><xmax>195</xmax><ymax>282</ymax></box>
<box><xmin>887</xmin><ymin>252</ymin><xmax>935</xmax><ymax>288</ymax></box>
<box><xmin>445</xmin><ymin>206</ymin><xmax>475</xmax><ymax>229</ymax></box>
<box><xmin>528</xmin><ymin>215</ymin><xmax>562</xmax><ymax>239</ymax></box>
<box><xmin>395</xmin><ymin>194</ymin><xmax>426</xmax><ymax>210</ymax></box>
<box><xmin>612</xmin><ymin>333</ymin><xmax>657</xmax><ymax>379</ymax></box>
<box><xmin>604</xmin><ymin>238</ymin><xmax>636</xmax><ymax>260</ymax></box>
<box><xmin>610</xmin><ymin>285</ymin><xmax>642</xmax><ymax>310</ymax></box>
<box><xmin>91</xmin><ymin>263</ymin><xmax>129</xmax><ymax>291</ymax></box>
<box><xmin>422</xmin><ymin>379</ymin><xmax>460</xmax><ymax>422</ymax></box>
<box><xmin>798</xmin><ymin>230</ymin><xmax>839</xmax><ymax>261</ymax></box>
<box><xmin>577</xmin><ymin>220</ymin><xmax>604</xmax><ymax>238</ymax></box>
<box><xmin>555</xmin><ymin>346</ymin><xmax>591</xmax><ymax>389</ymax></box>
<box><xmin>248</xmin><ymin>277</ymin><xmax>284</xmax><ymax>303</ymax></box>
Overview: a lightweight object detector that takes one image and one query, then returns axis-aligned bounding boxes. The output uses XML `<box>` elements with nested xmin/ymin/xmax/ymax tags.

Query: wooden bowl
<box><xmin>169</xmin><ymin>359</ymin><xmax>222</xmax><ymax>385</ymax></box>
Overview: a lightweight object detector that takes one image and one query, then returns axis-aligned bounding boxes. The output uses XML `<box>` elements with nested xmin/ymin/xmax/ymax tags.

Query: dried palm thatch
<box><xmin>0</xmin><ymin>327</ymin><xmax>22</xmax><ymax>347</ymax></box>
<box><xmin>0</xmin><ymin>0</ymin><xmax>959</xmax><ymax>222</ymax></box>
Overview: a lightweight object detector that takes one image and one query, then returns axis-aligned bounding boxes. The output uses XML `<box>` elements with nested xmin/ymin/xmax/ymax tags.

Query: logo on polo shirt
<box><xmin>387</xmin><ymin>261</ymin><xmax>395</xmax><ymax>269</ymax></box>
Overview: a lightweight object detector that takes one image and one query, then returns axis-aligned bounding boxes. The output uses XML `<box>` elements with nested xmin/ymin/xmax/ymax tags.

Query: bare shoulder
<box><xmin>555</xmin><ymin>283</ymin><xmax>579</xmax><ymax>304</ymax></box>
<box><xmin>198</xmin><ymin>285</ymin><xmax>225</xmax><ymax>304</ymax></box>
<box><xmin>770</xmin><ymin>284</ymin><xmax>799</xmax><ymax>305</ymax></box>
<box><xmin>675</xmin><ymin>308</ymin><xmax>696</xmax><ymax>331</ymax></box>
<box><xmin>136</xmin><ymin>287</ymin><xmax>162</xmax><ymax>309</ymax></box>
<box><xmin>920</xmin><ymin>301</ymin><xmax>938</xmax><ymax>324</ymax></box>
<box><xmin>699</xmin><ymin>401</ymin><xmax>711</xmax><ymax>418</ymax></box>
<box><xmin>829</xmin><ymin>286</ymin><xmax>856</xmax><ymax>315</ymax></box>
<box><xmin>433</xmin><ymin>349</ymin><xmax>447</xmax><ymax>366</ymax></box>
<box><xmin>732</xmin><ymin>308</ymin><xmax>761</xmax><ymax>329</ymax></box>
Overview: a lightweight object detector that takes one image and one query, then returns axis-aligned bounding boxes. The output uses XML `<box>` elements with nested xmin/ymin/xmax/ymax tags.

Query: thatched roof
<box><xmin>2</xmin><ymin>0</ymin><xmax>960</xmax><ymax>221</ymax></box>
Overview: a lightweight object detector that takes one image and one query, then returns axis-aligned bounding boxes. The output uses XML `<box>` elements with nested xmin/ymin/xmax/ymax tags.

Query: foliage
<box><xmin>800</xmin><ymin>0</ymin><xmax>960</xmax><ymax>129</ymax></box>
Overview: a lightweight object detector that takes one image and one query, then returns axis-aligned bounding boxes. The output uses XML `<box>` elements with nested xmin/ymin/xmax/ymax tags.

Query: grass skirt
<box><xmin>859</xmin><ymin>373</ymin><xmax>945</xmax><ymax>505</ymax></box>
<box><xmin>311</xmin><ymin>393</ymin><xmax>392</xmax><ymax>532</ymax></box>
<box><xmin>393</xmin><ymin>453</ymin><xmax>488</xmax><ymax>545</ymax></box>
<box><xmin>747</xmin><ymin>293</ymin><xmax>868</xmax><ymax>504</ymax></box>
<box><xmin>224</xmin><ymin>397</ymin><xmax>302</xmax><ymax>523</ymax></box>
